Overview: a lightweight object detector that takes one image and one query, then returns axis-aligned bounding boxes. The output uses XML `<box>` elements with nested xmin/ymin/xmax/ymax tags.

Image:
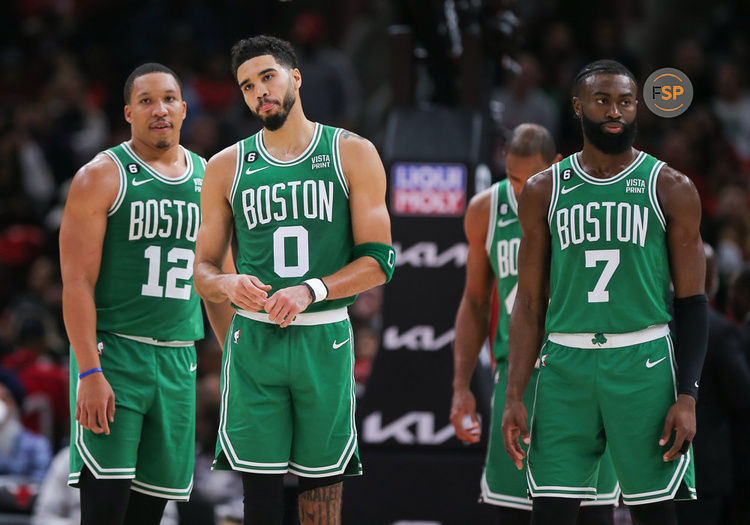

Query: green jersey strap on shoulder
<box><xmin>353</xmin><ymin>242</ymin><xmax>396</xmax><ymax>283</ymax></box>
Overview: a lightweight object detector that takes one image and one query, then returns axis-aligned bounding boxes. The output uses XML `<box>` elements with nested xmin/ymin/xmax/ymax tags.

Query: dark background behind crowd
<box><xmin>0</xmin><ymin>0</ymin><xmax>749</xmax><ymax>523</ymax></box>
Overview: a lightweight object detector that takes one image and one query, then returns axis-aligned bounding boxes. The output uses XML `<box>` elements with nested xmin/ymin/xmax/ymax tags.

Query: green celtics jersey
<box><xmin>230</xmin><ymin>123</ymin><xmax>355</xmax><ymax>313</ymax></box>
<box><xmin>546</xmin><ymin>151</ymin><xmax>671</xmax><ymax>334</ymax></box>
<box><xmin>94</xmin><ymin>142</ymin><xmax>205</xmax><ymax>341</ymax></box>
<box><xmin>486</xmin><ymin>179</ymin><xmax>521</xmax><ymax>361</ymax></box>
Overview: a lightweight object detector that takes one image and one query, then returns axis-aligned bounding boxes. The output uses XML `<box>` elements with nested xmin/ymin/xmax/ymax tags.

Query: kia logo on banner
<box><xmin>394</xmin><ymin>242</ymin><xmax>468</xmax><ymax>268</ymax></box>
<box><xmin>382</xmin><ymin>326</ymin><xmax>455</xmax><ymax>351</ymax></box>
<box><xmin>362</xmin><ymin>411</ymin><xmax>457</xmax><ymax>445</ymax></box>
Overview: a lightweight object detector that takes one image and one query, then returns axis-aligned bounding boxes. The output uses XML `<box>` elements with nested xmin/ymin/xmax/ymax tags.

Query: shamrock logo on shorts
<box><xmin>592</xmin><ymin>333</ymin><xmax>608</xmax><ymax>346</ymax></box>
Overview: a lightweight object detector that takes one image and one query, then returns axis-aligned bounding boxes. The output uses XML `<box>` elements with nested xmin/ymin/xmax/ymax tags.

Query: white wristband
<box><xmin>303</xmin><ymin>278</ymin><xmax>328</xmax><ymax>303</ymax></box>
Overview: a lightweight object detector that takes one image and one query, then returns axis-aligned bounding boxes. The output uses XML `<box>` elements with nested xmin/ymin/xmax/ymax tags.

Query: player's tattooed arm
<box><xmin>339</xmin><ymin>129</ymin><xmax>367</xmax><ymax>142</ymax></box>
<box><xmin>298</xmin><ymin>482</ymin><xmax>343</xmax><ymax>525</ymax></box>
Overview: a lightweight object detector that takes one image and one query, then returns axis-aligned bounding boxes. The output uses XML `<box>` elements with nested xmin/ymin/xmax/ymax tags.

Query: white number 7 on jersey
<box><xmin>585</xmin><ymin>249</ymin><xmax>620</xmax><ymax>303</ymax></box>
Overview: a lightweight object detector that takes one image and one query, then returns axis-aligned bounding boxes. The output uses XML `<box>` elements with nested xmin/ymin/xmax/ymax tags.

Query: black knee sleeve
<box><xmin>628</xmin><ymin>500</ymin><xmax>676</xmax><ymax>525</ymax></box>
<box><xmin>297</xmin><ymin>474</ymin><xmax>343</xmax><ymax>494</ymax></box>
<box><xmin>577</xmin><ymin>504</ymin><xmax>615</xmax><ymax>525</ymax></box>
<box><xmin>123</xmin><ymin>490</ymin><xmax>168</xmax><ymax>525</ymax></box>
<box><xmin>495</xmin><ymin>506</ymin><xmax>531</xmax><ymax>525</ymax></box>
<box><xmin>532</xmin><ymin>497</ymin><xmax>581</xmax><ymax>525</ymax></box>
<box><xmin>242</xmin><ymin>473</ymin><xmax>284</xmax><ymax>525</ymax></box>
<box><xmin>79</xmin><ymin>467</ymin><xmax>132</xmax><ymax>525</ymax></box>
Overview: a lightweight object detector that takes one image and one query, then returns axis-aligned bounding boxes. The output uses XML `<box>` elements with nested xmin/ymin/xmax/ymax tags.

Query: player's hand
<box><xmin>223</xmin><ymin>274</ymin><xmax>271</xmax><ymax>312</ymax></box>
<box><xmin>75</xmin><ymin>372</ymin><xmax>115</xmax><ymax>435</ymax></box>
<box><xmin>501</xmin><ymin>398</ymin><xmax>529</xmax><ymax>470</ymax></box>
<box><xmin>265</xmin><ymin>285</ymin><xmax>313</xmax><ymax>327</ymax></box>
<box><xmin>659</xmin><ymin>394</ymin><xmax>696</xmax><ymax>462</ymax></box>
<box><xmin>450</xmin><ymin>388</ymin><xmax>481</xmax><ymax>443</ymax></box>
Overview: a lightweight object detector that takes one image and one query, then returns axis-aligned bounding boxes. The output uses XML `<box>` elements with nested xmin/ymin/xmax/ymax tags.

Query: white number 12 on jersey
<box><xmin>585</xmin><ymin>249</ymin><xmax>619</xmax><ymax>303</ymax></box>
<box><xmin>142</xmin><ymin>245</ymin><xmax>194</xmax><ymax>300</ymax></box>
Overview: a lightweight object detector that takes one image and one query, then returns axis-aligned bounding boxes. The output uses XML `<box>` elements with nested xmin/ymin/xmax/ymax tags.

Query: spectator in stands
<box><xmin>0</xmin><ymin>368</ymin><xmax>50</xmax><ymax>483</ymax></box>
<box><xmin>491</xmin><ymin>53</ymin><xmax>560</xmax><ymax>140</ymax></box>
<box><xmin>728</xmin><ymin>265</ymin><xmax>750</xmax><ymax>524</ymax></box>
<box><xmin>712</xmin><ymin>61</ymin><xmax>750</xmax><ymax>165</ymax></box>
<box><xmin>676</xmin><ymin>245</ymin><xmax>750</xmax><ymax>525</ymax></box>
<box><xmin>291</xmin><ymin>11</ymin><xmax>362</xmax><ymax>129</ymax></box>
<box><xmin>2</xmin><ymin>317</ymin><xmax>68</xmax><ymax>448</ymax></box>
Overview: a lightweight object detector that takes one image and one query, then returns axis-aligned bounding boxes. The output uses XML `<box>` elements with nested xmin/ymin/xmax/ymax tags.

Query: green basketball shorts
<box><xmin>213</xmin><ymin>308</ymin><xmax>361</xmax><ymax>478</ymax></box>
<box><xmin>527</xmin><ymin>325</ymin><xmax>696</xmax><ymax>506</ymax></box>
<box><xmin>481</xmin><ymin>362</ymin><xmax>619</xmax><ymax>510</ymax></box>
<box><xmin>69</xmin><ymin>332</ymin><xmax>197</xmax><ymax>500</ymax></box>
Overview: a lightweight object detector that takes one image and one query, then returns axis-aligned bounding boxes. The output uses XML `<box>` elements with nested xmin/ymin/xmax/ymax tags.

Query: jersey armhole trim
<box><xmin>103</xmin><ymin>150</ymin><xmax>127</xmax><ymax>217</ymax></box>
<box><xmin>229</xmin><ymin>140</ymin><xmax>245</xmax><ymax>206</ymax></box>
<box><xmin>332</xmin><ymin>128</ymin><xmax>350</xmax><ymax>198</ymax></box>
<box><xmin>648</xmin><ymin>161</ymin><xmax>667</xmax><ymax>231</ymax></box>
<box><xmin>547</xmin><ymin>162</ymin><xmax>559</xmax><ymax>226</ymax></box>
<box><xmin>486</xmin><ymin>183</ymin><xmax>499</xmax><ymax>254</ymax></box>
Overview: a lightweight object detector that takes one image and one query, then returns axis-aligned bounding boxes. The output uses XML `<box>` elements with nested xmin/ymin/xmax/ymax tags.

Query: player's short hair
<box><xmin>506</xmin><ymin>123</ymin><xmax>557</xmax><ymax>164</ymax></box>
<box><xmin>123</xmin><ymin>63</ymin><xmax>183</xmax><ymax>105</ymax></box>
<box><xmin>230</xmin><ymin>35</ymin><xmax>299</xmax><ymax>77</ymax></box>
<box><xmin>572</xmin><ymin>59</ymin><xmax>637</xmax><ymax>97</ymax></box>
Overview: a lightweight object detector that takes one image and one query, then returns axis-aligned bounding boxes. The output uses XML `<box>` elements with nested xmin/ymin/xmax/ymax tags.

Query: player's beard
<box><xmin>581</xmin><ymin>113</ymin><xmax>637</xmax><ymax>154</ymax></box>
<box><xmin>257</xmin><ymin>84</ymin><xmax>296</xmax><ymax>132</ymax></box>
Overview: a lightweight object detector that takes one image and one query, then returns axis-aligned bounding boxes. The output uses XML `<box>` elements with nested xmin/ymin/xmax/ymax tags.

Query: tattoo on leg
<box><xmin>298</xmin><ymin>482</ymin><xmax>343</xmax><ymax>525</ymax></box>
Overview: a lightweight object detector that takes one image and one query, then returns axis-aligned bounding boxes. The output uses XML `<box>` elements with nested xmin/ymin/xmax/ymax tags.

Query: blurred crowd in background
<box><xmin>0</xmin><ymin>0</ymin><xmax>749</xmax><ymax>523</ymax></box>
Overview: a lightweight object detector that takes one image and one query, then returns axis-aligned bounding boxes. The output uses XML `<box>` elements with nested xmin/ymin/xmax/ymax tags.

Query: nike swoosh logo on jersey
<box><xmin>645</xmin><ymin>357</ymin><xmax>667</xmax><ymax>368</ymax></box>
<box><xmin>497</xmin><ymin>218</ymin><xmax>518</xmax><ymax>227</ymax></box>
<box><xmin>332</xmin><ymin>338</ymin><xmax>350</xmax><ymax>349</ymax></box>
<box><xmin>132</xmin><ymin>178</ymin><xmax>153</xmax><ymax>186</ymax></box>
<box><xmin>189</xmin><ymin>363</ymin><xmax>197</xmax><ymax>372</ymax></box>
<box><xmin>561</xmin><ymin>183</ymin><xmax>584</xmax><ymax>194</ymax></box>
<box><xmin>245</xmin><ymin>166</ymin><xmax>270</xmax><ymax>175</ymax></box>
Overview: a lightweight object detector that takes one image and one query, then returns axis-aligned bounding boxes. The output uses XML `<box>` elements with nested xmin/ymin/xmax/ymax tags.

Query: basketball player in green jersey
<box><xmin>60</xmin><ymin>63</ymin><xmax>230</xmax><ymax>525</ymax></box>
<box><xmin>194</xmin><ymin>36</ymin><xmax>394</xmax><ymax>525</ymax></box>
<box><xmin>501</xmin><ymin>60</ymin><xmax>707</xmax><ymax>525</ymax></box>
<box><xmin>451</xmin><ymin>123</ymin><xmax>617</xmax><ymax>525</ymax></box>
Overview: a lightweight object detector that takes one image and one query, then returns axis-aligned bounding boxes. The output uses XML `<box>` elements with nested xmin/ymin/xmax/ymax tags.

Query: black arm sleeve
<box><xmin>673</xmin><ymin>294</ymin><xmax>708</xmax><ymax>399</ymax></box>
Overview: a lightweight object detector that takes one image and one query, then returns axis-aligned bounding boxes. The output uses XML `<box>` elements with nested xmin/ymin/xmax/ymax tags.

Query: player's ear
<box><xmin>124</xmin><ymin>104</ymin><xmax>133</xmax><ymax>124</ymax></box>
<box><xmin>572</xmin><ymin>97</ymin><xmax>581</xmax><ymax>119</ymax></box>
<box><xmin>291</xmin><ymin>68</ymin><xmax>302</xmax><ymax>90</ymax></box>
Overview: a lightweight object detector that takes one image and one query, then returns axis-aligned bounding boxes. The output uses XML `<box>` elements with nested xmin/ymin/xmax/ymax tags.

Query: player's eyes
<box><xmin>140</xmin><ymin>98</ymin><xmax>150</xmax><ymax>104</ymax></box>
<box><xmin>264</xmin><ymin>74</ymin><xmax>273</xmax><ymax>81</ymax></box>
